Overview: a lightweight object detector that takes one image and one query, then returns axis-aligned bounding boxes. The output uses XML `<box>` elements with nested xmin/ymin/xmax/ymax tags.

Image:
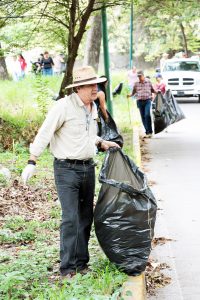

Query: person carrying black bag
<box><xmin>21</xmin><ymin>66</ymin><xmax>120</xmax><ymax>279</ymax></box>
<box><xmin>127</xmin><ymin>70</ymin><xmax>156</xmax><ymax>138</ymax></box>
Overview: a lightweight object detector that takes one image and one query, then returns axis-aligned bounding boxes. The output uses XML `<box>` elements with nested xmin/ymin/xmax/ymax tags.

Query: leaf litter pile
<box><xmin>145</xmin><ymin>258</ymin><xmax>172</xmax><ymax>296</ymax></box>
<box><xmin>0</xmin><ymin>179</ymin><xmax>58</xmax><ymax>222</ymax></box>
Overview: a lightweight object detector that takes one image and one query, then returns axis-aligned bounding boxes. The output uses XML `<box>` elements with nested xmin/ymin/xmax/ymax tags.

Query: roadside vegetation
<box><xmin>0</xmin><ymin>73</ymin><xmax>135</xmax><ymax>299</ymax></box>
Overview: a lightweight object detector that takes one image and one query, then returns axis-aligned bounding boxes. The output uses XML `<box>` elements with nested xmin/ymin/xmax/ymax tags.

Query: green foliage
<box><xmin>0</xmin><ymin>271</ymin><xmax>27</xmax><ymax>299</ymax></box>
<box><xmin>1</xmin><ymin>0</ymin><xmax>199</xmax><ymax>68</ymax></box>
<box><xmin>35</xmin><ymin>259</ymin><xmax>127</xmax><ymax>300</ymax></box>
<box><xmin>0</xmin><ymin>76</ymin><xmax>61</xmax><ymax>121</ymax></box>
<box><xmin>33</xmin><ymin>75</ymin><xmax>53</xmax><ymax>116</ymax></box>
<box><xmin>50</xmin><ymin>205</ymin><xmax>61</xmax><ymax>219</ymax></box>
<box><xmin>0</xmin><ymin>228</ymin><xmax>37</xmax><ymax>244</ymax></box>
<box><xmin>0</xmin><ymin>76</ymin><xmax>62</xmax><ymax>150</ymax></box>
<box><xmin>4</xmin><ymin>216</ymin><xmax>26</xmax><ymax>231</ymax></box>
<box><xmin>0</xmin><ymin>174</ymin><xmax>8</xmax><ymax>187</ymax></box>
<box><xmin>0</xmin><ymin>245</ymin><xmax>57</xmax><ymax>299</ymax></box>
<box><xmin>135</xmin><ymin>0</ymin><xmax>200</xmax><ymax>59</ymax></box>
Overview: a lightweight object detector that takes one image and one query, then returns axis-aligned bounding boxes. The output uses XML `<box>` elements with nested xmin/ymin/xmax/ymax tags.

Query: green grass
<box><xmin>0</xmin><ymin>75</ymin><xmax>61</xmax><ymax>122</ymax></box>
<box><xmin>0</xmin><ymin>141</ymin><xmax>130</xmax><ymax>299</ymax></box>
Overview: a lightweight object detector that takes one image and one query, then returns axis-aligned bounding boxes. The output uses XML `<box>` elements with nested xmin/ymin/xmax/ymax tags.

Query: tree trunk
<box><xmin>180</xmin><ymin>23</ymin><xmax>188</xmax><ymax>57</ymax></box>
<box><xmin>83</xmin><ymin>13</ymin><xmax>102</xmax><ymax>72</ymax></box>
<box><xmin>0</xmin><ymin>43</ymin><xmax>9</xmax><ymax>80</ymax></box>
<box><xmin>58</xmin><ymin>0</ymin><xmax>96</xmax><ymax>99</ymax></box>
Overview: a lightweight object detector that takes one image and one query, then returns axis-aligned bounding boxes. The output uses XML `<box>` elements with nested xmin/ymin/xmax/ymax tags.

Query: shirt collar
<box><xmin>74</xmin><ymin>92</ymin><xmax>85</xmax><ymax>107</ymax></box>
<box><xmin>139</xmin><ymin>78</ymin><xmax>149</xmax><ymax>84</ymax></box>
<box><xmin>73</xmin><ymin>93</ymin><xmax>98</xmax><ymax>119</ymax></box>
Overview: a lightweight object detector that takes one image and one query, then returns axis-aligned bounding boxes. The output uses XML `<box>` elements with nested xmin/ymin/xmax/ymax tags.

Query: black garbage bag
<box><xmin>153</xmin><ymin>90</ymin><xmax>185</xmax><ymax>134</ymax></box>
<box><xmin>165</xmin><ymin>89</ymin><xmax>185</xmax><ymax>123</ymax></box>
<box><xmin>97</xmin><ymin>110</ymin><xmax>123</xmax><ymax>147</ymax></box>
<box><xmin>94</xmin><ymin>149</ymin><xmax>157</xmax><ymax>275</ymax></box>
<box><xmin>113</xmin><ymin>82</ymin><xmax>123</xmax><ymax>96</ymax></box>
<box><xmin>153</xmin><ymin>92</ymin><xmax>170</xmax><ymax>134</ymax></box>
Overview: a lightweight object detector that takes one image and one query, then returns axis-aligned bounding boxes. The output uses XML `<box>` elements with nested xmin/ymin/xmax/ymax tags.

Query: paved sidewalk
<box><xmin>145</xmin><ymin>103</ymin><xmax>200</xmax><ymax>299</ymax></box>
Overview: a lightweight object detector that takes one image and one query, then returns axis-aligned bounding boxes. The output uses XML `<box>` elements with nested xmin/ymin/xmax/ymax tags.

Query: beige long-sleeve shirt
<box><xmin>30</xmin><ymin>93</ymin><xmax>101</xmax><ymax>160</ymax></box>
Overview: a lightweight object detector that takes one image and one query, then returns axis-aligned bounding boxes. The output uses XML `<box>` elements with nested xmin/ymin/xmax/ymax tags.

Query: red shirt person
<box><xmin>154</xmin><ymin>74</ymin><xmax>166</xmax><ymax>95</ymax></box>
<box><xmin>18</xmin><ymin>54</ymin><xmax>27</xmax><ymax>78</ymax></box>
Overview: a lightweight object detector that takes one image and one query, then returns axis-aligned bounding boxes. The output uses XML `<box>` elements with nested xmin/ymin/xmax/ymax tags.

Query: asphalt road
<box><xmin>146</xmin><ymin>102</ymin><xmax>200</xmax><ymax>300</ymax></box>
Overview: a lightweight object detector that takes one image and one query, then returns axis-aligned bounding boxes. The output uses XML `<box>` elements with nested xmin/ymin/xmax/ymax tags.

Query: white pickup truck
<box><xmin>161</xmin><ymin>58</ymin><xmax>200</xmax><ymax>102</ymax></box>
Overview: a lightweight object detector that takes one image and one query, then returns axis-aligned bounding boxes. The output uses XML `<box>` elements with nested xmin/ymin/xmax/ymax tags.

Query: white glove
<box><xmin>21</xmin><ymin>164</ymin><xmax>36</xmax><ymax>184</ymax></box>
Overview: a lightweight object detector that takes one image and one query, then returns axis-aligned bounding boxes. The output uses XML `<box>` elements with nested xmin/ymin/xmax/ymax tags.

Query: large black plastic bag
<box><xmin>165</xmin><ymin>89</ymin><xmax>185</xmax><ymax>123</ymax></box>
<box><xmin>153</xmin><ymin>92</ymin><xmax>170</xmax><ymax>134</ymax></box>
<box><xmin>153</xmin><ymin>91</ymin><xmax>185</xmax><ymax>134</ymax></box>
<box><xmin>97</xmin><ymin>110</ymin><xmax>123</xmax><ymax>147</ymax></box>
<box><xmin>94</xmin><ymin>149</ymin><xmax>157</xmax><ymax>275</ymax></box>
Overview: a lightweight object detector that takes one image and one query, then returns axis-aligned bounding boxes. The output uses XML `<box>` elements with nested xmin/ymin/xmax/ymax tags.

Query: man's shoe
<box><xmin>78</xmin><ymin>266</ymin><xmax>90</xmax><ymax>275</ymax></box>
<box><xmin>144</xmin><ymin>134</ymin><xmax>152</xmax><ymax>138</ymax></box>
<box><xmin>61</xmin><ymin>271</ymin><xmax>76</xmax><ymax>281</ymax></box>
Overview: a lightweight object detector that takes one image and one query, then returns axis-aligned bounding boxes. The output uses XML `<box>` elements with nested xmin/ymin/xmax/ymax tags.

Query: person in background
<box><xmin>31</xmin><ymin>53</ymin><xmax>44</xmax><ymax>75</ymax></box>
<box><xmin>18</xmin><ymin>54</ymin><xmax>27</xmax><ymax>79</ymax></box>
<box><xmin>53</xmin><ymin>53</ymin><xmax>66</xmax><ymax>75</ymax></box>
<box><xmin>160</xmin><ymin>53</ymin><xmax>169</xmax><ymax>71</ymax></box>
<box><xmin>154</xmin><ymin>73</ymin><xmax>166</xmax><ymax>95</ymax></box>
<box><xmin>41</xmin><ymin>51</ymin><xmax>54</xmax><ymax>76</ymax></box>
<box><xmin>182</xmin><ymin>52</ymin><xmax>188</xmax><ymax>58</ymax></box>
<box><xmin>95</xmin><ymin>75</ymin><xmax>109</xmax><ymax>121</ymax></box>
<box><xmin>127</xmin><ymin>70</ymin><xmax>156</xmax><ymax>138</ymax></box>
<box><xmin>36</xmin><ymin>53</ymin><xmax>44</xmax><ymax>73</ymax></box>
<box><xmin>127</xmin><ymin>66</ymin><xmax>138</xmax><ymax>91</ymax></box>
<box><xmin>12</xmin><ymin>55</ymin><xmax>22</xmax><ymax>81</ymax></box>
<box><xmin>21</xmin><ymin>66</ymin><xmax>120</xmax><ymax>279</ymax></box>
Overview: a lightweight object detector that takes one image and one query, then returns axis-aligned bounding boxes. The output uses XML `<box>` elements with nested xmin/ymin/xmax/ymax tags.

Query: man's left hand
<box><xmin>100</xmin><ymin>140</ymin><xmax>120</xmax><ymax>151</ymax></box>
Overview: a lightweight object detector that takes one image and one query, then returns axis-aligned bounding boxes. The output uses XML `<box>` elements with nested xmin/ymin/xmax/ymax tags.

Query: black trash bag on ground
<box><xmin>153</xmin><ymin>92</ymin><xmax>170</xmax><ymax>134</ymax></box>
<box><xmin>113</xmin><ymin>82</ymin><xmax>123</xmax><ymax>96</ymax></box>
<box><xmin>165</xmin><ymin>89</ymin><xmax>185</xmax><ymax>123</ymax></box>
<box><xmin>94</xmin><ymin>149</ymin><xmax>157</xmax><ymax>275</ymax></box>
<box><xmin>153</xmin><ymin>90</ymin><xmax>185</xmax><ymax>134</ymax></box>
<box><xmin>97</xmin><ymin>110</ymin><xmax>124</xmax><ymax>147</ymax></box>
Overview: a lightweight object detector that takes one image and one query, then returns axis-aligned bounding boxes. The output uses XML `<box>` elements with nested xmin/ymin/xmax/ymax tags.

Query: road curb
<box><xmin>132</xmin><ymin>100</ymin><xmax>142</xmax><ymax>166</ymax></box>
<box><xmin>132</xmin><ymin>122</ymin><xmax>141</xmax><ymax>166</ymax></box>
<box><xmin>120</xmin><ymin>105</ymin><xmax>146</xmax><ymax>300</ymax></box>
<box><xmin>121</xmin><ymin>273</ymin><xmax>146</xmax><ymax>300</ymax></box>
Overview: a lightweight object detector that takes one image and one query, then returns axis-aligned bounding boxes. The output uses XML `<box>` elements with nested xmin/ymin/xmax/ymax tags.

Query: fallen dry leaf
<box><xmin>152</xmin><ymin>237</ymin><xmax>175</xmax><ymax>248</ymax></box>
<box><xmin>145</xmin><ymin>259</ymin><xmax>171</xmax><ymax>296</ymax></box>
<box><xmin>0</xmin><ymin>178</ymin><xmax>58</xmax><ymax>221</ymax></box>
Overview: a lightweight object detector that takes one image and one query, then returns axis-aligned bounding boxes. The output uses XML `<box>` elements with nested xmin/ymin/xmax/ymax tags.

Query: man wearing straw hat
<box><xmin>21</xmin><ymin>66</ymin><xmax>120</xmax><ymax>278</ymax></box>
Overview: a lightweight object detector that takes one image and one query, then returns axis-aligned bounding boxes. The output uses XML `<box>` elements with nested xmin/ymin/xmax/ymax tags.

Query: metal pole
<box><xmin>101</xmin><ymin>6</ymin><xmax>113</xmax><ymax>116</ymax></box>
<box><xmin>129</xmin><ymin>0</ymin><xmax>133</xmax><ymax>69</ymax></box>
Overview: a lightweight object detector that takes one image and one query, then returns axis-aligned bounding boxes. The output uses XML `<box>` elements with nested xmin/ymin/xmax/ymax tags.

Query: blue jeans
<box><xmin>137</xmin><ymin>99</ymin><xmax>153</xmax><ymax>134</ymax></box>
<box><xmin>42</xmin><ymin>68</ymin><xmax>53</xmax><ymax>76</ymax></box>
<box><xmin>54</xmin><ymin>159</ymin><xmax>95</xmax><ymax>275</ymax></box>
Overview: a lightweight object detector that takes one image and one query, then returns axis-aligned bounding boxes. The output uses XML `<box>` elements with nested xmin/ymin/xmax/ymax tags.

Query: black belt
<box><xmin>138</xmin><ymin>98</ymin><xmax>151</xmax><ymax>101</ymax></box>
<box><xmin>55</xmin><ymin>158</ymin><xmax>93</xmax><ymax>165</ymax></box>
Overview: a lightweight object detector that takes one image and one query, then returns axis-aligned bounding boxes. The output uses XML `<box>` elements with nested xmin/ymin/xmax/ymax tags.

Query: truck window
<box><xmin>163</xmin><ymin>61</ymin><xmax>200</xmax><ymax>72</ymax></box>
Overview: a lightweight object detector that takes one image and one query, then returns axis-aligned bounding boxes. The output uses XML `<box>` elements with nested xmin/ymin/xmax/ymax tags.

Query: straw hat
<box><xmin>65</xmin><ymin>66</ymin><xmax>107</xmax><ymax>89</ymax></box>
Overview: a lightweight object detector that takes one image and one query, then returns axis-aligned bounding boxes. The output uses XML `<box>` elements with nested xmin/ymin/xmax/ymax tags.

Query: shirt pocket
<box><xmin>66</xmin><ymin>120</ymin><xmax>86</xmax><ymax>138</ymax></box>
